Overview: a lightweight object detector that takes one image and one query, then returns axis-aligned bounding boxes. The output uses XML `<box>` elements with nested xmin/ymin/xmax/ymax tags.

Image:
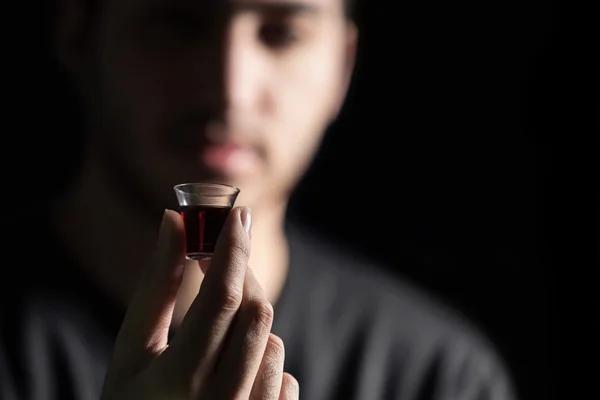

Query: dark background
<box><xmin>10</xmin><ymin>0</ymin><xmax>595</xmax><ymax>399</ymax></box>
<box><xmin>290</xmin><ymin>1</ymin><xmax>557</xmax><ymax>399</ymax></box>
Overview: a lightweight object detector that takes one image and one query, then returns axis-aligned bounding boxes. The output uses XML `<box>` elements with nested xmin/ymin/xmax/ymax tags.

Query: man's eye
<box><xmin>259</xmin><ymin>22</ymin><xmax>299</xmax><ymax>48</ymax></box>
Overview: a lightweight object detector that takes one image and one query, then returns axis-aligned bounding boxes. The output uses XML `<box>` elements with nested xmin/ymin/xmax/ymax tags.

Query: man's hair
<box><xmin>85</xmin><ymin>0</ymin><xmax>357</xmax><ymax>20</ymax></box>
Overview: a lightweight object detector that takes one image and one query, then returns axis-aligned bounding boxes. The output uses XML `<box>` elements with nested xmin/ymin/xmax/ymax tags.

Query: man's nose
<box><xmin>221</xmin><ymin>22</ymin><xmax>264</xmax><ymax>116</ymax></box>
<box><xmin>192</xmin><ymin>19</ymin><xmax>264</xmax><ymax>119</ymax></box>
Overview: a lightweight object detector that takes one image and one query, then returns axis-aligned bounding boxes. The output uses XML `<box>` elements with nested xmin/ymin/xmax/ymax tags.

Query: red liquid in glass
<box><xmin>180</xmin><ymin>205</ymin><xmax>231</xmax><ymax>260</ymax></box>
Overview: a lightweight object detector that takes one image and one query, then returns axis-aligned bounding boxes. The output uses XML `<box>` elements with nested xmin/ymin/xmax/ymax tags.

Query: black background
<box><xmin>290</xmin><ymin>1</ymin><xmax>557</xmax><ymax>399</ymax></box>
<box><xmin>7</xmin><ymin>0</ymin><xmax>597</xmax><ymax>399</ymax></box>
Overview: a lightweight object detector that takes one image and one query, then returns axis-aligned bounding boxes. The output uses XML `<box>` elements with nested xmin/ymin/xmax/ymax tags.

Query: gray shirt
<box><xmin>0</xmin><ymin>221</ymin><xmax>516</xmax><ymax>400</ymax></box>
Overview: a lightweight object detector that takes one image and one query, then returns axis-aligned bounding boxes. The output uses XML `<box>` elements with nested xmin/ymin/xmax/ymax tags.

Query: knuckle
<box><xmin>215</xmin><ymin>283</ymin><xmax>243</xmax><ymax>312</ymax></box>
<box><xmin>246</xmin><ymin>298</ymin><xmax>274</xmax><ymax>329</ymax></box>
<box><xmin>219</xmin><ymin>219</ymin><xmax>251</xmax><ymax>257</ymax></box>
<box><xmin>282</xmin><ymin>373</ymin><xmax>300</xmax><ymax>397</ymax></box>
<box><xmin>212</xmin><ymin>221</ymin><xmax>250</xmax><ymax>267</ymax></box>
<box><xmin>266</xmin><ymin>334</ymin><xmax>285</xmax><ymax>362</ymax></box>
<box><xmin>260</xmin><ymin>369</ymin><xmax>282</xmax><ymax>393</ymax></box>
<box><xmin>228</xmin><ymin>238</ymin><xmax>251</xmax><ymax>264</ymax></box>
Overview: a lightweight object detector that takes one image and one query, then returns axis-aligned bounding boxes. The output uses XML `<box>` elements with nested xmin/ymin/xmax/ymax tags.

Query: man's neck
<box><xmin>51</xmin><ymin>159</ymin><xmax>290</xmax><ymax>325</ymax></box>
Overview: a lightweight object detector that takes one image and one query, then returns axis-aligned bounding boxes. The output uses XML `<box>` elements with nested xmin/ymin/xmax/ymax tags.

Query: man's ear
<box><xmin>54</xmin><ymin>0</ymin><xmax>93</xmax><ymax>74</ymax></box>
<box><xmin>330</xmin><ymin>22</ymin><xmax>358</xmax><ymax>120</ymax></box>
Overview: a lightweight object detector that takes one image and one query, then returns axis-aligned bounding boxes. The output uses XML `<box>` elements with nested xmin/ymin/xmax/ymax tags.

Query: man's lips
<box><xmin>199</xmin><ymin>144</ymin><xmax>260</xmax><ymax>175</ymax></box>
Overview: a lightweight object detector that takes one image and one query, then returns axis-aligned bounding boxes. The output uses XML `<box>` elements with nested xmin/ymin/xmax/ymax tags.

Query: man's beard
<box><xmin>86</xmin><ymin>68</ymin><xmax>179</xmax><ymax>225</ymax></box>
<box><xmin>91</xmin><ymin>109</ymin><xmax>177</xmax><ymax>225</ymax></box>
<box><xmin>101</xmin><ymin>141</ymin><xmax>172</xmax><ymax>223</ymax></box>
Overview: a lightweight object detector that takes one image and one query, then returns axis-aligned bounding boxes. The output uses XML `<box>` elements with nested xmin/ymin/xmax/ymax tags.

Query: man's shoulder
<box><xmin>291</xmin><ymin>225</ymin><xmax>484</xmax><ymax>339</ymax></box>
<box><xmin>1</xmin><ymin>285</ymin><xmax>115</xmax><ymax>363</ymax></box>
<box><xmin>0</xmin><ymin>284</ymin><xmax>114</xmax><ymax>400</ymax></box>
<box><xmin>288</xmin><ymin>225</ymin><xmax>517</xmax><ymax>399</ymax></box>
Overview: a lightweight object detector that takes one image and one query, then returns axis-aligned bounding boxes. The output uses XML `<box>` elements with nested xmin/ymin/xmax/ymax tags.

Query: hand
<box><xmin>100</xmin><ymin>207</ymin><xmax>299</xmax><ymax>399</ymax></box>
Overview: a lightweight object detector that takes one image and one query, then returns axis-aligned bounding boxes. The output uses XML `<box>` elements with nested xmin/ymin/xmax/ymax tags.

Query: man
<box><xmin>1</xmin><ymin>0</ymin><xmax>517</xmax><ymax>399</ymax></box>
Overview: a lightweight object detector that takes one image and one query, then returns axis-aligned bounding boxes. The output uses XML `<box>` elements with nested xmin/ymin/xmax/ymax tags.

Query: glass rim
<box><xmin>173</xmin><ymin>182</ymin><xmax>240</xmax><ymax>195</ymax></box>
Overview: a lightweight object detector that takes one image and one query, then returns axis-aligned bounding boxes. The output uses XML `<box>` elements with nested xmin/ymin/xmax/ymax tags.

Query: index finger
<box><xmin>160</xmin><ymin>207</ymin><xmax>252</xmax><ymax>384</ymax></box>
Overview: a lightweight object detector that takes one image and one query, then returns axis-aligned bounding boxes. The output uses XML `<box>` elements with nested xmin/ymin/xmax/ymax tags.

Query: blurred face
<box><xmin>59</xmin><ymin>0</ymin><xmax>356</xmax><ymax>212</ymax></box>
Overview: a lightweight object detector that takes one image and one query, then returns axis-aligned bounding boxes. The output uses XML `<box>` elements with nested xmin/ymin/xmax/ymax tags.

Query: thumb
<box><xmin>104</xmin><ymin>209</ymin><xmax>185</xmax><ymax>390</ymax></box>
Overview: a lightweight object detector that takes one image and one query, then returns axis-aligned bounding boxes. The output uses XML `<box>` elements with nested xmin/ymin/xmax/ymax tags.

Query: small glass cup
<box><xmin>174</xmin><ymin>183</ymin><xmax>240</xmax><ymax>260</ymax></box>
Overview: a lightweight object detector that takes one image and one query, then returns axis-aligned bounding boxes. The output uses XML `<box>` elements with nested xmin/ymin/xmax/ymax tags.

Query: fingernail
<box><xmin>240</xmin><ymin>207</ymin><xmax>252</xmax><ymax>235</ymax></box>
<box><xmin>157</xmin><ymin>210</ymin><xmax>171</xmax><ymax>247</ymax></box>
